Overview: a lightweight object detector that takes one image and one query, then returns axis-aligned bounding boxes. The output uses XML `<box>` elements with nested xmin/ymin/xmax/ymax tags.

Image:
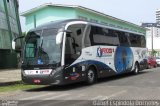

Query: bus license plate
<box><xmin>24</xmin><ymin>69</ymin><xmax>52</xmax><ymax>75</ymax></box>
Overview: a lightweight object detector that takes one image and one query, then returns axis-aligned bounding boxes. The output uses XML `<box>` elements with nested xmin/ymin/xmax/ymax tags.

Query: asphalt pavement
<box><xmin>0</xmin><ymin>67</ymin><xmax>160</xmax><ymax>106</ymax></box>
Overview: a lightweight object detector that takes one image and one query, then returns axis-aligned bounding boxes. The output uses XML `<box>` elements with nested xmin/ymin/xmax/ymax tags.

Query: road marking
<box><xmin>91</xmin><ymin>90</ymin><xmax>127</xmax><ymax>100</ymax></box>
<box><xmin>100</xmin><ymin>90</ymin><xmax>127</xmax><ymax>100</ymax></box>
<box><xmin>0</xmin><ymin>78</ymin><xmax>7</xmax><ymax>79</ymax></box>
<box><xmin>44</xmin><ymin>93</ymin><xmax>70</xmax><ymax>100</ymax></box>
<box><xmin>64</xmin><ymin>94</ymin><xmax>85</xmax><ymax>100</ymax></box>
<box><xmin>69</xmin><ymin>90</ymin><xmax>127</xmax><ymax>106</ymax></box>
<box><xmin>91</xmin><ymin>96</ymin><xmax>104</xmax><ymax>100</ymax></box>
<box><xmin>43</xmin><ymin>94</ymin><xmax>85</xmax><ymax>106</ymax></box>
<box><xmin>20</xmin><ymin>93</ymin><xmax>56</xmax><ymax>100</ymax></box>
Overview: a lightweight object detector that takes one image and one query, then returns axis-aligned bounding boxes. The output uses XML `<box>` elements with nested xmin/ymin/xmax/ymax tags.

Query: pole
<box><xmin>34</xmin><ymin>15</ymin><xmax>36</xmax><ymax>28</ymax></box>
<box><xmin>151</xmin><ymin>27</ymin><xmax>154</xmax><ymax>56</ymax></box>
<box><xmin>14</xmin><ymin>0</ymin><xmax>22</xmax><ymax>45</ymax></box>
<box><xmin>3</xmin><ymin>0</ymin><xmax>13</xmax><ymax>52</ymax></box>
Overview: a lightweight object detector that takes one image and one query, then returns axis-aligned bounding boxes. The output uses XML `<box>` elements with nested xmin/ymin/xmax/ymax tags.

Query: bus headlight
<box><xmin>51</xmin><ymin>69</ymin><xmax>56</xmax><ymax>75</ymax></box>
<box><xmin>50</xmin><ymin>67</ymin><xmax>63</xmax><ymax>75</ymax></box>
<box><xmin>82</xmin><ymin>66</ymin><xmax>85</xmax><ymax>71</ymax></box>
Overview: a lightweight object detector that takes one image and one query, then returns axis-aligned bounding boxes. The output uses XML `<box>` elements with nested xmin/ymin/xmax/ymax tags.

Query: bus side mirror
<box><xmin>56</xmin><ymin>32</ymin><xmax>63</xmax><ymax>44</ymax></box>
<box><xmin>12</xmin><ymin>36</ymin><xmax>25</xmax><ymax>50</ymax></box>
<box><xmin>12</xmin><ymin>40</ymin><xmax>16</xmax><ymax>50</ymax></box>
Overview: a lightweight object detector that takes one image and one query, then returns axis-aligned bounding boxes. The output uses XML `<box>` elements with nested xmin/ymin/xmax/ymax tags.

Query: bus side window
<box><xmin>89</xmin><ymin>26</ymin><xmax>120</xmax><ymax>46</ymax></box>
<box><xmin>89</xmin><ymin>26</ymin><xmax>105</xmax><ymax>45</ymax></box>
<box><xmin>118</xmin><ymin>31</ymin><xmax>130</xmax><ymax>47</ymax></box>
<box><xmin>141</xmin><ymin>36</ymin><xmax>146</xmax><ymax>47</ymax></box>
<box><xmin>129</xmin><ymin>34</ymin><xmax>143</xmax><ymax>47</ymax></box>
<box><xmin>89</xmin><ymin>26</ymin><xmax>96</xmax><ymax>46</ymax></box>
<box><xmin>129</xmin><ymin>34</ymin><xmax>136</xmax><ymax>47</ymax></box>
<box><xmin>136</xmin><ymin>36</ymin><xmax>141</xmax><ymax>47</ymax></box>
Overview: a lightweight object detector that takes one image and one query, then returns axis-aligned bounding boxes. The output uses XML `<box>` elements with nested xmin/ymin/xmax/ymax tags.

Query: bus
<box><xmin>13</xmin><ymin>19</ymin><xmax>147</xmax><ymax>85</ymax></box>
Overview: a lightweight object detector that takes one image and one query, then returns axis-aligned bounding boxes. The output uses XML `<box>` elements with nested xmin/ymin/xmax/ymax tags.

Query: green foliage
<box><xmin>0</xmin><ymin>81</ymin><xmax>44</xmax><ymax>92</ymax></box>
<box><xmin>151</xmin><ymin>49</ymin><xmax>157</xmax><ymax>56</ymax></box>
<box><xmin>22</xmin><ymin>32</ymin><xmax>27</xmax><ymax>36</ymax></box>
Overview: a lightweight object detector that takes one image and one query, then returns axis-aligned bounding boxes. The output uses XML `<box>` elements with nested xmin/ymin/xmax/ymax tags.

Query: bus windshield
<box><xmin>24</xmin><ymin>28</ymin><xmax>61</xmax><ymax>66</ymax></box>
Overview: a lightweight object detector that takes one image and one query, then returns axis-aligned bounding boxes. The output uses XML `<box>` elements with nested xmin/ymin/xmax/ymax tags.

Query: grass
<box><xmin>0</xmin><ymin>81</ymin><xmax>44</xmax><ymax>92</ymax></box>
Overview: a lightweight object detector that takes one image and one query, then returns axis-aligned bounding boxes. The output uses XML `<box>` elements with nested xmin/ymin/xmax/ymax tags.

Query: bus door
<box><xmin>64</xmin><ymin>24</ymin><xmax>86</xmax><ymax>66</ymax></box>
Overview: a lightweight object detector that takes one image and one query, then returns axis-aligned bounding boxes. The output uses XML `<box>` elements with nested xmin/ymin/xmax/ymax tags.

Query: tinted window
<box><xmin>117</xmin><ymin>31</ymin><xmax>130</xmax><ymax>46</ymax></box>
<box><xmin>89</xmin><ymin>26</ymin><xmax>119</xmax><ymax>46</ymax></box>
<box><xmin>129</xmin><ymin>34</ymin><xmax>145</xmax><ymax>47</ymax></box>
<box><xmin>141</xmin><ymin>36</ymin><xmax>146</xmax><ymax>47</ymax></box>
<box><xmin>156</xmin><ymin>57</ymin><xmax>160</xmax><ymax>59</ymax></box>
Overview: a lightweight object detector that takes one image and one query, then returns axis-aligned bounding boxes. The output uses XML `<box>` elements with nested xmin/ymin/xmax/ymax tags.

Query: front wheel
<box><xmin>147</xmin><ymin>64</ymin><xmax>151</xmax><ymax>69</ymax></box>
<box><xmin>154</xmin><ymin>63</ymin><xmax>157</xmax><ymax>68</ymax></box>
<box><xmin>133</xmin><ymin>63</ymin><xmax>139</xmax><ymax>75</ymax></box>
<box><xmin>86</xmin><ymin>67</ymin><xmax>97</xmax><ymax>85</ymax></box>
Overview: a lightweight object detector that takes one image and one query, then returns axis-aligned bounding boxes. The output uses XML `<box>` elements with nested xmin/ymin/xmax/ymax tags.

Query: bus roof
<box><xmin>29</xmin><ymin>19</ymin><xmax>145</xmax><ymax>35</ymax></box>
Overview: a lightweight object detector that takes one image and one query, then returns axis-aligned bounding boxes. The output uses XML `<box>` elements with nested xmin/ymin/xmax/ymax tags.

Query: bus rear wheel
<box><xmin>86</xmin><ymin>67</ymin><xmax>97</xmax><ymax>85</ymax></box>
<box><xmin>133</xmin><ymin>63</ymin><xmax>139</xmax><ymax>75</ymax></box>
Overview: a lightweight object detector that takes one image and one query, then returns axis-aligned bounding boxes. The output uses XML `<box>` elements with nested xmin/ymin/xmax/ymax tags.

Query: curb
<box><xmin>0</xmin><ymin>81</ymin><xmax>22</xmax><ymax>87</ymax></box>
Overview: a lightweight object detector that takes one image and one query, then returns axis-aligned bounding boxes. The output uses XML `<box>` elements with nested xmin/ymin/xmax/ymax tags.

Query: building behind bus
<box><xmin>0</xmin><ymin>0</ymin><xmax>22</xmax><ymax>69</ymax></box>
<box><xmin>21</xmin><ymin>3</ymin><xmax>146</xmax><ymax>35</ymax></box>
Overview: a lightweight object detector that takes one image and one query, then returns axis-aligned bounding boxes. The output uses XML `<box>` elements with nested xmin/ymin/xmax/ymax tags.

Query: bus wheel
<box><xmin>147</xmin><ymin>64</ymin><xmax>151</xmax><ymax>69</ymax></box>
<box><xmin>133</xmin><ymin>63</ymin><xmax>139</xmax><ymax>74</ymax></box>
<box><xmin>86</xmin><ymin>67</ymin><xmax>96</xmax><ymax>85</ymax></box>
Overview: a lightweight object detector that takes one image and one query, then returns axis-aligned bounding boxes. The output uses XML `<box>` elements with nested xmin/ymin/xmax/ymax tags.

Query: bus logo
<box><xmin>37</xmin><ymin>59</ymin><xmax>43</xmax><ymax>65</ymax></box>
<box><xmin>97</xmin><ymin>47</ymin><xmax>102</xmax><ymax>57</ymax></box>
<box><xmin>97</xmin><ymin>47</ymin><xmax>113</xmax><ymax>57</ymax></box>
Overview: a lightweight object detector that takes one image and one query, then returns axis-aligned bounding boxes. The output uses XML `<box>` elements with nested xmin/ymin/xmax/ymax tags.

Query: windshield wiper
<box><xmin>41</xmin><ymin>39</ymin><xmax>43</xmax><ymax>48</ymax></box>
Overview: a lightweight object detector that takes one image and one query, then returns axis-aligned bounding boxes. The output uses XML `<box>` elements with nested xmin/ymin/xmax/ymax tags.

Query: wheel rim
<box><xmin>88</xmin><ymin>70</ymin><xmax>94</xmax><ymax>82</ymax></box>
<box><xmin>135</xmin><ymin>64</ymin><xmax>138</xmax><ymax>73</ymax></box>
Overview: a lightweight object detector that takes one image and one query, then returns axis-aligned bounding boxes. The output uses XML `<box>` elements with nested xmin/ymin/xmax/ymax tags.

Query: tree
<box><xmin>151</xmin><ymin>49</ymin><xmax>157</xmax><ymax>56</ymax></box>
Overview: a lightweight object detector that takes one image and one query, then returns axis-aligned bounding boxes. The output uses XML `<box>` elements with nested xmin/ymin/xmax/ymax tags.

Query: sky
<box><xmin>19</xmin><ymin>0</ymin><xmax>160</xmax><ymax>32</ymax></box>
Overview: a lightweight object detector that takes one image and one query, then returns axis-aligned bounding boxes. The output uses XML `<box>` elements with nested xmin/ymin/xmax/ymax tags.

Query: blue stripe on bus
<box><xmin>70</xmin><ymin>60</ymin><xmax>114</xmax><ymax>72</ymax></box>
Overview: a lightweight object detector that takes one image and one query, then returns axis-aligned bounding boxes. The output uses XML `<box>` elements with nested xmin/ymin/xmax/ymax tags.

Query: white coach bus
<box><xmin>13</xmin><ymin>19</ymin><xmax>147</xmax><ymax>85</ymax></box>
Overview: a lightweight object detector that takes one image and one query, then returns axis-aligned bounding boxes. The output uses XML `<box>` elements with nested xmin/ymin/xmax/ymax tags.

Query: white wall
<box><xmin>146</xmin><ymin>26</ymin><xmax>160</xmax><ymax>55</ymax></box>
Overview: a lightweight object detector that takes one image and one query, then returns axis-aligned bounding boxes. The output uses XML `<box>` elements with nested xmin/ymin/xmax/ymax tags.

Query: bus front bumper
<box><xmin>21</xmin><ymin>69</ymin><xmax>65</xmax><ymax>85</ymax></box>
<box><xmin>22</xmin><ymin>74</ymin><xmax>64</xmax><ymax>85</ymax></box>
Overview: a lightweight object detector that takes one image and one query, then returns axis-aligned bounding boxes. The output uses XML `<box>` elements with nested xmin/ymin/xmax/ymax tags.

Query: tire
<box><xmin>86</xmin><ymin>67</ymin><xmax>97</xmax><ymax>85</ymax></box>
<box><xmin>148</xmin><ymin>64</ymin><xmax>151</xmax><ymax>69</ymax></box>
<box><xmin>133</xmin><ymin>63</ymin><xmax>139</xmax><ymax>75</ymax></box>
<box><xmin>154</xmin><ymin>63</ymin><xmax>157</xmax><ymax>68</ymax></box>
